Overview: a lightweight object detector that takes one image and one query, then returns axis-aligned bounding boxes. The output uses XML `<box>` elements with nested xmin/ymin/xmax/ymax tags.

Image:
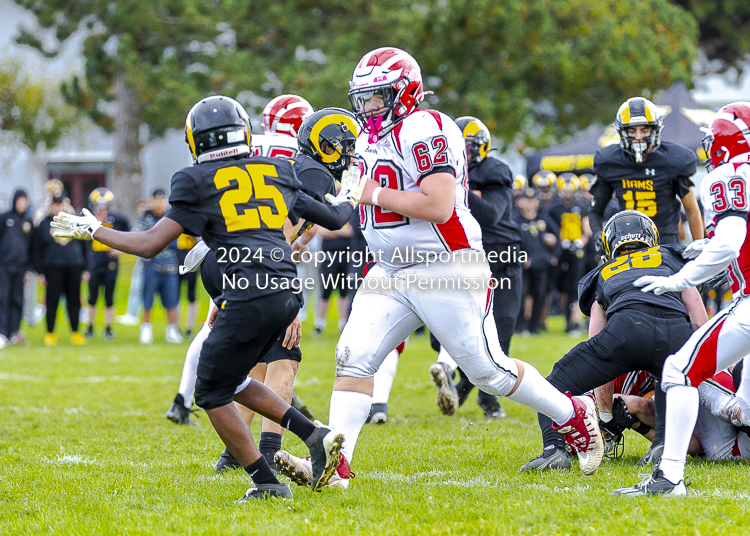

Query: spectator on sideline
<box><xmin>136</xmin><ymin>189</ymin><xmax>182</xmax><ymax>344</ymax></box>
<box><xmin>84</xmin><ymin>188</ymin><xmax>131</xmax><ymax>340</ymax></box>
<box><xmin>176</xmin><ymin>233</ymin><xmax>199</xmax><ymax>338</ymax></box>
<box><xmin>514</xmin><ymin>188</ymin><xmax>559</xmax><ymax>335</ymax></box>
<box><xmin>0</xmin><ymin>189</ymin><xmax>35</xmax><ymax>347</ymax></box>
<box><xmin>33</xmin><ymin>195</ymin><xmax>88</xmax><ymax>346</ymax></box>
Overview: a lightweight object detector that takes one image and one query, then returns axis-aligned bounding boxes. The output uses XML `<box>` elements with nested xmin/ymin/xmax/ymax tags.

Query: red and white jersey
<box><xmin>356</xmin><ymin>109</ymin><xmax>482</xmax><ymax>268</ymax></box>
<box><xmin>252</xmin><ymin>134</ymin><xmax>298</xmax><ymax>159</ymax></box>
<box><xmin>613</xmin><ymin>370</ymin><xmax>655</xmax><ymax>397</ymax></box>
<box><xmin>701</xmin><ymin>153</ymin><xmax>750</xmax><ymax>296</ymax></box>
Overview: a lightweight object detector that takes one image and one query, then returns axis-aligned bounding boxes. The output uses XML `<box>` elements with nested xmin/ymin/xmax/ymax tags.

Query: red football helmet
<box><xmin>702</xmin><ymin>101</ymin><xmax>750</xmax><ymax>171</ymax></box>
<box><xmin>262</xmin><ymin>95</ymin><xmax>314</xmax><ymax>138</ymax></box>
<box><xmin>348</xmin><ymin>47</ymin><xmax>425</xmax><ymax>141</ymax></box>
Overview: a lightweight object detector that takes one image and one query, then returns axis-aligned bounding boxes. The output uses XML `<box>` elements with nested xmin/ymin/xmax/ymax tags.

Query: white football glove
<box><xmin>633</xmin><ymin>274</ymin><xmax>690</xmax><ymax>295</ymax></box>
<box><xmin>50</xmin><ymin>208</ymin><xmax>102</xmax><ymax>241</ymax></box>
<box><xmin>325</xmin><ymin>165</ymin><xmax>366</xmax><ymax>207</ymax></box>
<box><xmin>682</xmin><ymin>238</ymin><xmax>711</xmax><ymax>260</ymax></box>
<box><xmin>179</xmin><ymin>240</ymin><xmax>210</xmax><ymax>275</ymax></box>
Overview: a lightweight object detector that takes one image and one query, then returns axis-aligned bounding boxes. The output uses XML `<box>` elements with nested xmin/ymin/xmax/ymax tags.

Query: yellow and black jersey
<box><xmin>547</xmin><ymin>200</ymin><xmax>589</xmax><ymax>242</ymax></box>
<box><xmin>591</xmin><ymin>141</ymin><xmax>697</xmax><ymax>237</ymax></box>
<box><xmin>89</xmin><ymin>212</ymin><xmax>130</xmax><ymax>269</ymax></box>
<box><xmin>166</xmin><ymin>155</ymin><xmax>302</xmax><ymax>300</ymax></box>
<box><xmin>578</xmin><ymin>244</ymin><xmax>689</xmax><ymax>318</ymax></box>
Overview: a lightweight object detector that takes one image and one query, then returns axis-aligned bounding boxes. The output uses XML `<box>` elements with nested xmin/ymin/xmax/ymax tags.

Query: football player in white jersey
<box><xmin>614</xmin><ymin>102</ymin><xmax>750</xmax><ymax>496</ymax></box>
<box><xmin>251</xmin><ymin>94</ymin><xmax>313</xmax><ymax>158</ymax></box>
<box><xmin>275</xmin><ymin>47</ymin><xmax>604</xmax><ymax>489</ymax></box>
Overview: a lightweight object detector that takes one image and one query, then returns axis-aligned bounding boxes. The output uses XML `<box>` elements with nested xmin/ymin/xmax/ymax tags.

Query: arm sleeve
<box><xmin>676</xmin><ymin>176</ymin><xmax>694</xmax><ymax>199</ymax></box>
<box><xmin>676</xmin><ymin>215</ymin><xmax>747</xmax><ymax>286</ymax></box>
<box><xmin>468</xmin><ymin>191</ymin><xmax>501</xmax><ymax>227</ymax></box>
<box><xmin>166</xmin><ymin>171</ymin><xmax>208</xmax><ymax>236</ymax></box>
<box><xmin>294</xmin><ymin>191</ymin><xmax>354</xmax><ymax>230</ymax></box>
<box><xmin>588</xmin><ymin>179</ymin><xmax>613</xmax><ymax>235</ymax></box>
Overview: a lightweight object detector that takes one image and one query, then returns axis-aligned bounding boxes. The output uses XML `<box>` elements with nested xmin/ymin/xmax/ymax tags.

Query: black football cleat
<box><xmin>477</xmin><ymin>390</ymin><xmax>506</xmax><ymax>419</ymax></box>
<box><xmin>165</xmin><ymin>394</ymin><xmax>199</xmax><ymax>426</ymax></box>
<box><xmin>214</xmin><ymin>448</ymin><xmax>243</xmax><ymax>473</ymax></box>
<box><xmin>636</xmin><ymin>443</ymin><xmax>664</xmax><ymax>467</ymax></box>
<box><xmin>520</xmin><ymin>447</ymin><xmax>571</xmax><ymax>472</ymax></box>
<box><xmin>612</xmin><ymin>468</ymin><xmax>688</xmax><ymax>497</ymax></box>
<box><xmin>234</xmin><ymin>483</ymin><xmax>292</xmax><ymax>502</ymax></box>
<box><xmin>304</xmin><ymin>426</ymin><xmax>344</xmax><ymax>491</ymax></box>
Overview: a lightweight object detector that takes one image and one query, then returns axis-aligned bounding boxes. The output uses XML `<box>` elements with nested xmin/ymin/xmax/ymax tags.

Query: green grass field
<box><xmin>2</xmin><ymin>259</ymin><xmax>750</xmax><ymax>535</ymax></box>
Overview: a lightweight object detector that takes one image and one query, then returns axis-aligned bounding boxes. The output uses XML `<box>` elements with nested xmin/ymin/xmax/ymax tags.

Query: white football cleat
<box><xmin>275</xmin><ymin>451</ymin><xmax>354</xmax><ymax>490</ymax></box>
<box><xmin>552</xmin><ymin>393</ymin><xmax>604</xmax><ymax>475</ymax></box>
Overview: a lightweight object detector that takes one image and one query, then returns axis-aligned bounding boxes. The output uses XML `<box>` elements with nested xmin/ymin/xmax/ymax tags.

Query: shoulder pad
<box><xmin>470</xmin><ymin>158</ymin><xmax>513</xmax><ymax>188</ymax></box>
<box><xmin>662</xmin><ymin>142</ymin><xmax>697</xmax><ymax>176</ymax></box>
<box><xmin>578</xmin><ymin>264</ymin><xmax>604</xmax><ymax>316</ymax></box>
<box><xmin>593</xmin><ymin>145</ymin><xmax>622</xmax><ymax>173</ymax></box>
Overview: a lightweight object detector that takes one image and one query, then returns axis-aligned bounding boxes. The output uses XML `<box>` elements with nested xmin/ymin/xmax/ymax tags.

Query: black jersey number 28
<box><xmin>601</xmin><ymin>246</ymin><xmax>663</xmax><ymax>281</ymax></box>
<box><xmin>213</xmin><ymin>164</ymin><xmax>289</xmax><ymax>231</ymax></box>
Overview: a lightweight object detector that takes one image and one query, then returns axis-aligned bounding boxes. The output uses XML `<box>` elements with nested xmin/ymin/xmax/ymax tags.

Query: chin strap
<box><xmin>366</xmin><ymin>116</ymin><xmax>383</xmax><ymax>143</ymax></box>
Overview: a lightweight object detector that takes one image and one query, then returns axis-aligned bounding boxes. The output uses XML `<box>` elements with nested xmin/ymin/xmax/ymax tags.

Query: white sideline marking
<box><xmin>295</xmin><ymin>376</ymin><xmax>322</xmax><ymax>386</ymax></box>
<box><xmin>47</xmin><ymin>454</ymin><xmax>96</xmax><ymax>465</ymax></box>
<box><xmin>0</xmin><ymin>373</ymin><xmax>45</xmax><ymax>382</ymax></box>
<box><xmin>78</xmin><ymin>375</ymin><xmax>178</xmax><ymax>383</ymax></box>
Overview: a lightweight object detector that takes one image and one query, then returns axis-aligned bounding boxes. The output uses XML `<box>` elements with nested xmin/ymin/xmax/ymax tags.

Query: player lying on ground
<box><xmin>51</xmin><ymin>95</ymin><xmax>366</xmax><ymax>501</ymax></box>
<box><xmin>520</xmin><ymin>211</ymin><xmax>707</xmax><ymax>472</ymax></box>
<box><xmin>614</xmin><ymin>101</ymin><xmax>750</xmax><ymax>496</ymax></box>
<box><xmin>275</xmin><ymin>47</ymin><xmax>605</xmax><ymax>490</ymax></box>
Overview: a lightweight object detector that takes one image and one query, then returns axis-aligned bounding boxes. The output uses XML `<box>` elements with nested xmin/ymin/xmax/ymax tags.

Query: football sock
<box><xmin>281</xmin><ymin>408</ymin><xmax>315</xmax><ymax>442</ymax></box>
<box><xmin>258</xmin><ymin>432</ymin><xmax>282</xmax><ymax>466</ymax></box>
<box><xmin>372</xmin><ymin>349</ymin><xmax>399</xmax><ymax>404</ymax></box>
<box><xmin>736</xmin><ymin>361</ymin><xmax>750</xmax><ymax>421</ymax></box>
<box><xmin>658</xmin><ymin>385</ymin><xmax>699</xmax><ymax>484</ymax></box>
<box><xmin>538</xmin><ymin>413</ymin><xmax>566</xmax><ymax>451</ymax></box>
<box><xmin>177</xmin><ymin>324</ymin><xmax>209</xmax><ymax>408</ymax></box>
<box><xmin>329</xmin><ymin>390</ymin><xmax>372</xmax><ymax>463</ymax></box>
<box><xmin>651</xmin><ymin>381</ymin><xmax>666</xmax><ymax>445</ymax></box>
<box><xmin>507</xmin><ymin>363</ymin><xmax>574</xmax><ymax>425</ymax></box>
<box><xmin>244</xmin><ymin>457</ymin><xmax>280</xmax><ymax>486</ymax></box>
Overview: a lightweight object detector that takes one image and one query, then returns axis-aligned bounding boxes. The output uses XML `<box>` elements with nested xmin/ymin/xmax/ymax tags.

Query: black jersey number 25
<box><xmin>213</xmin><ymin>164</ymin><xmax>289</xmax><ymax>231</ymax></box>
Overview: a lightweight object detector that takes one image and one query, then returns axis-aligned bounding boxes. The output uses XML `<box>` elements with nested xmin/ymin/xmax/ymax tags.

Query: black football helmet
<box><xmin>297</xmin><ymin>108</ymin><xmax>359</xmax><ymax>177</ymax></box>
<box><xmin>455</xmin><ymin>116</ymin><xmax>491</xmax><ymax>165</ymax></box>
<box><xmin>602</xmin><ymin>210</ymin><xmax>659</xmax><ymax>260</ymax></box>
<box><xmin>185</xmin><ymin>96</ymin><xmax>252</xmax><ymax>164</ymax></box>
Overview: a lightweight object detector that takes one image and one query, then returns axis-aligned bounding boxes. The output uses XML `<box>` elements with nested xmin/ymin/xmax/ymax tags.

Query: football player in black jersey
<box><xmin>589</xmin><ymin>97</ymin><xmax>704</xmax><ymax>245</ymax></box>
<box><xmin>427</xmin><ymin>116</ymin><xmax>524</xmax><ymax>419</ymax></box>
<box><xmin>51</xmin><ymin>96</ymin><xmax>365</xmax><ymax>501</ymax></box>
<box><xmin>520</xmin><ymin>211</ymin><xmax>707</xmax><ymax>471</ymax></box>
<box><xmin>547</xmin><ymin>173</ymin><xmax>590</xmax><ymax>334</ymax></box>
<box><xmin>211</xmin><ymin>107</ymin><xmax>360</xmax><ymax>473</ymax></box>
<box><xmin>84</xmin><ymin>188</ymin><xmax>130</xmax><ymax>340</ymax></box>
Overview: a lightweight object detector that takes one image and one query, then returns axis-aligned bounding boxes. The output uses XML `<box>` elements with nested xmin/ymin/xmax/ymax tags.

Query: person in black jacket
<box><xmin>34</xmin><ymin>196</ymin><xmax>88</xmax><ymax>346</ymax></box>
<box><xmin>0</xmin><ymin>189</ymin><xmax>35</xmax><ymax>346</ymax></box>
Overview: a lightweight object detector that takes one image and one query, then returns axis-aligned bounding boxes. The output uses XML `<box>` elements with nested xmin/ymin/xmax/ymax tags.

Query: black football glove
<box><xmin>599</xmin><ymin>417</ymin><xmax>625</xmax><ymax>441</ymax></box>
<box><xmin>612</xmin><ymin>396</ymin><xmax>639</xmax><ymax>428</ymax></box>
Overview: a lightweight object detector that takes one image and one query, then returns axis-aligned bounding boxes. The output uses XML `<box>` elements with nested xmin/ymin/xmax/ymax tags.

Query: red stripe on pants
<box><xmin>687</xmin><ymin>319</ymin><xmax>726</xmax><ymax>386</ymax></box>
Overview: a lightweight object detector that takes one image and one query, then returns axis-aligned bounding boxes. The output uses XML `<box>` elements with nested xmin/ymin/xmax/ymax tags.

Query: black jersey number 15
<box><xmin>213</xmin><ymin>164</ymin><xmax>288</xmax><ymax>231</ymax></box>
<box><xmin>601</xmin><ymin>246</ymin><xmax>662</xmax><ymax>281</ymax></box>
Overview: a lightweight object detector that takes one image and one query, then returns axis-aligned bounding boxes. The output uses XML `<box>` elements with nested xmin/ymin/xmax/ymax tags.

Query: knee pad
<box><xmin>334</xmin><ymin>341</ymin><xmax>375</xmax><ymax>378</ymax></box>
<box><xmin>463</xmin><ymin>363</ymin><xmax>518</xmax><ymax>398</ymax></box>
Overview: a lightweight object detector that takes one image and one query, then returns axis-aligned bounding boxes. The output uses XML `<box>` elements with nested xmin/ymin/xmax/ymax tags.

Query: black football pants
<box><xmin>537</xmin><ymin>308</ymin><xmax>694</xmax><ymax>451</ymax></box>
<box><xmin>0</xmin><ymin>267</ymin><xmax>25</xmax><ymax>338</ymax></box>
<box><xmin>45</xmin><ymin>266</ymin><xmax>84</xmax><ymax>333</ymax></box>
